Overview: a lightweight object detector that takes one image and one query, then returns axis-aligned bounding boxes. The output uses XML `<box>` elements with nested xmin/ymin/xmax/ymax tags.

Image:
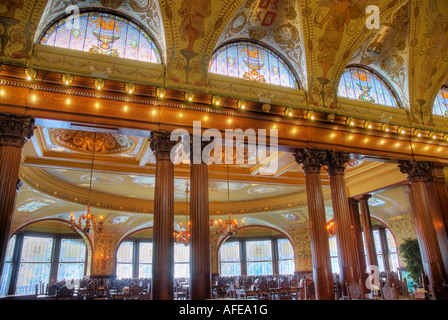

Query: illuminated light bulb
<box><xmin>185</xmin><ymin>91</ymin><xmax>194</xmax><ymax>102</ymax></box>
<box><xmin>398</xmin><ymin>126</ymin><xmax>406</xmax><ymax>134</ymax></box>
<box><xmin>414</xmin><ymin>129</ymin><xmax>422</xmax><ymax>137</ymax></box>
<box><xmin>156</xmin><ymin>87</ymin><xmax>166</xmax><ymax>98</ymax></box>
<box><xmin>62</xmin><ymin>74</ymin><xmax>74</xmax><ymax>86</ymax></box>
<box><xmin>444</xmin><ymin>133</ymin><xmax>448</xmax><ymax>141</ymax></box>
<box><xmin>285</xmin><ymin>107</ymin><xmax>293</xmax><ymax>117</ymax></box>
<box><xmin>346</xmin><ymin>117</ymin><xmax>355</xmax><ymax>126</ymax></box>
<box><xmin>430</xmin><ymin>131</ymin><xmax>437</xmax><ymax>139</ymax></box>
<box><xmin>25</xmin><ymin>68</ymin><xmax>37</xmax><ymax>81</ymax></box>
<box><xmin>307</xmin><ymin>111</ymin><xmax>315</xmax><ymax>120</ymax></box>
<box><xmin>364</xmin><ymin>120</ymin><xmax>372</xmax><ymax>129</ymax></box>
<box><xmin>381</xmin><ymin>123</ymin><xmax>389</xmax><ymax>132</ymax></box>
<box><xmin>211</xmin><ymin>95</ymin><xmax>222</xmax><ymax>106</ymax></box>
<box><xmin>125</xmin><ymin>82</ymin><xmax>135</xmax><ymax>94</ymax></box>
<box><xmin>237</xmin><ymin>99</ymin><xmax>246</xmax><ymax>109</ymax></box>
<box><xmin>94</xmin><ymin>78</ymin><xmax>105</xmax><ymax>90</ymax></box>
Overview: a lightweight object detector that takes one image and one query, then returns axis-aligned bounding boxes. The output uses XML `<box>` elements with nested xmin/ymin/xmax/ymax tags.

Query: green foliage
<box><xmin>399</xmin><ymin>238</ymin><xmax>424</xmax><ymax>287</ymax></box>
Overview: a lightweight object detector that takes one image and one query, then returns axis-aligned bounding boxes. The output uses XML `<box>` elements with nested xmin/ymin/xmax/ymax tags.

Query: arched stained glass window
<box><xmin>209</xmin><ymin>41</ymin><xmax>299</xmax><ymax>89</ymax></box>
<box><xmin>433</xmin><ymin>86</ymin><xmax>448</xmax><ymax>117</ymax></box>
<box><xmin>40</xmin><ymin>11</ymin><xmax>162</xmax><ymax>64</ymax></box>
<box><xmin>338</xmin><ymin>66</ymin><xmax>400</xmax><ymax>108</ymax></box>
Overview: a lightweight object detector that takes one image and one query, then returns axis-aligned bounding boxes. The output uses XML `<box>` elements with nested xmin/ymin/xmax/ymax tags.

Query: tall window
<box><xmin>138</xmin><ymin>242</ymin><xmax>152</xmax><ymax>279</ymax></box>
<box><xmin>174</xmin><ymin>243</ymin><xmax>190</xmax><ymax>278</ymax></box>
<box><xmin>57</xmin><ymin>239</ymin><xmax>86</xmax><ymax>281</ymax></box>
<box><xmin>220</xmin><ymin>241</ymin><xmax>241</xmax><ymax>277</ymax></box>
<box><xmin>16</xmin><ymin>236</ymin><xmax>54</xmax><ymax>295</ymax></box>
<box><xmin>433</xmin><ymin>86</ymin><xmax>448</xmax><ymax>117</ymax></box>
<box><xmin>329</xmin><ymin>236</ymin><xmax>339</xmax><ymax>274</ymax></box>
<box><xmin>385</xmin><ymin>229</ymin><xmax>399</xmax><ymax>272</ymax></box>
<box><xmin>40</xmin><ymin>11</ymin><xmax>162</xmax><ymax>64</ymax></box>
<box><xmin>209</xmin><ymin>41</ymin><xmax>299</xmax><ymax>89</ymax></box>
<box><xmin>0</xmin><ymin>235</ymin><xmax>16</xmax><ymax>296</ymax></box>
<box><xmin>338</xmin><ymin>66</ymin><xmax>400</xmax><ymax>108</ymax></box>
<box><xmin>116</xmin><ymin>241</ymin><xmax>134</xmax><ymax>279</ymax></box>
<box><xmin>219</xmin><ymin>237</ymin><xmax>294</xmax><ymax>276</ymax></box>
<box><xmin>277</xmin><ymin>238</ymin><xmax>295</xmax><ymax>275</ymax></box>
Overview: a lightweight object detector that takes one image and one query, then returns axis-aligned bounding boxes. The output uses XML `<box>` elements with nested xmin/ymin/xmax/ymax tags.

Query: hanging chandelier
<box><xmin>68</xmin><ymin>132</ymin><xmax>104</xmax><ymax>234</ymax></box>
<box><xmin>174</xmin><ymin>184</ymin><xmax>191</xmax><ymax>245</ymax></box>
<box><xmin>326</xmin><ymin>220</ymin><xmax>335</xmax><ymax>237</ymax></box>
<box><xmin>214</xmin><ymin>165</ymin><xmax>245</xmax><ymax>236</ymax></box>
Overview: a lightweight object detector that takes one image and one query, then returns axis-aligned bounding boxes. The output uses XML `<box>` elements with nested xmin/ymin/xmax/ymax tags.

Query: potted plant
<box><xmin>399</xmin><ymin>238</ymin><xmax>424</xmax><ymax>294</ymax></box>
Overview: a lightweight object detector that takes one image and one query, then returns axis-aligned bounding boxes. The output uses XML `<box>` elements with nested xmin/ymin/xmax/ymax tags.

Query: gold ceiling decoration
<box><xmin>50</xmin><ymin>129</ymin><xmax>135</xmax><ymax>154</ymax></box>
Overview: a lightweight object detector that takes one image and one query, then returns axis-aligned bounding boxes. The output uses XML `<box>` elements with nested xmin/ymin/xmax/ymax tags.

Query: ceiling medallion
<box><xmin>50</xmin><ymin>129</ymin><xmax>135</xmax><ymax>154</ymax></box>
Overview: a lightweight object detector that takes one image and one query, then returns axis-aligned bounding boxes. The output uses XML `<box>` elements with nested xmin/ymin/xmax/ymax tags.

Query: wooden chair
<box><xmin>381</xmin><ymin>283</ymin><xmax>399</xmax><ymax>300</ymax></box>
<box><xmin>127</xmin><ymin>282</ymin><xmax>144</xmax><ymax>300</ymax></box>
<box><xmin>277</xmin><ymin>278</ymin><xmax>292</xmax><ymax>300</ymax></box>
<box><xmin>345</xmin><ymin>281</ymin><xmax>365</xmax><ymax>300</ymax></box>
<box><xmin>256</xmin><ymin>279</ymin><xmax>270</xmax><ymax>300</ymax></box>
<box><xmin>56</xmin><ymin>285</ymin><xmax>75</xmax><ymax>300</ymax></box>
<box><xmin>304</xmin><ymin>279</ymin><xmax>315</xmax><ymax>300</ymax></box>
<box><xmin>290</xmin><ymin>277</ymin><xmax>300</xmax><ymax>300</ymax></box>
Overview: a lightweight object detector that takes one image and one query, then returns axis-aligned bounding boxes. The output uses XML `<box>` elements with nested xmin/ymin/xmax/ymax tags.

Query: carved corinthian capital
<box><xmin>398</xmin><ymin>160</ymin><xmax>431</xmax><ymax>183</ymax></box>
<box><xmin>324</xmin><ymin>150</ymin><xmax>351</xmax><ymax>176</ymax></box>
<box><xmin>294</xmin><ymin>148</ymin><xmax>327</xmax><ymax>174</ymax></box>
<box><xmin>149</xmin><ymin>130</ymin><xmax>178</xmax><ymax>161</ymax></box>
<box><xmin>0</xmin><ymin>113</ymin><xmax>35</xmax><ymax>148</ymax></box>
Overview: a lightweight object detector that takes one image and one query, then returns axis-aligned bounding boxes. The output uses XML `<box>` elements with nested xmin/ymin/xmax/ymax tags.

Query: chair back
<box><xmin>381</xmin><ymin>283</ymin><xmax>399</xmax><ymax>300</ymax></box>
<box><xmin>346</xmin><ymin>281</ymin><xmax>364</xmax><ymax>300</ymax></box>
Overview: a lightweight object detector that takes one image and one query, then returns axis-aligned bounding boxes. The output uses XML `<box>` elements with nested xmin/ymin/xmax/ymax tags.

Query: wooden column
<box><xmin>189</xmin><ymin>141</ymin><xmax>211</xmax><ymax>300</ymax></box>
<box><xmin>357</xmin><ymin>194</ymin><xmax>378</xmax><ymax>269</ymax></box>
<box><xmin>294</xmin><ymin>148</ymin><xmax>334</xmax><ymax>300</ymax></box>
<box><xmin>150</xmin><ymin>131</ymin><xmax>177</xmax><ymax>300</ymax></box>
<box><xmin>349</xmin><ymin>198</ymin><xmax>367</xmax><ymax>292</ymax></box>
<box><xmin>399</xmin><ymin>160</ymin><xmax>448</xmax><ymax>295</ymax></box>
<box><xmin>430</xmin><ymin>164</ymin><xmax>448</xmax><ymax>234</ymax></box>
<box><xmin>425</xmin><ymin>163</ymin><xmax>448</xmax><ymax>277</ymax></box>
<box><xmin>325</xmin><ymin>150</ymin><xmax>359</xmax><ymax>292</ymax></box>
<box><xmin>0</xmin><ymin>113</ymin><xmax>35</xmax><ymax>278</ymax></box>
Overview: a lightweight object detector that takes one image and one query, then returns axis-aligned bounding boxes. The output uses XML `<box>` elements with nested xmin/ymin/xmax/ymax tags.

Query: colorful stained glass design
<box><xmin>40</xmin><ymin>11</ymin><xmax>162</xmax><ymax>64</ymax></box>
<box><xmin>277</xmin><ymin>238</ymin><xmax>295</xmax><ymax>275</ymax></box>
<box><xmin>209</xmin><ymin>42</ymin><xmax>299</xmax><ymax>89</ymax></box>
<box><xmin>386</xmin><ymin>229</ymin><xmax>400</xmax><ymax>272</ymax></box>
<box><xmin>432</xmin><ymin>86</ymin><xmax>448</xmax><ymax>117</ymax></box>
<box><xmin>338</xmin><ymin>66</ymin><xmax>399</xmax><ymax>108</ymax></box>
<box><xmin>328</xmin><ymin>236</ymin><xmax>340</xmax><ymax>274</ymax></box>
<box><xmin>220</xmin><ymin>241</ymin><xmax>241</xmax><ymax>276</ymax></box>
<box><xmin>116</xmin><ymin>241</ymin><xmax>133</xmax><ymax>279</ymax></box>
<box><xmin>57</xmin><ymin>239</ymin><xmax>86</xmax><ymax>280</ymax></box>
<box><xmin>246</xmin><ymin>240</ymin><xmax>273</xmax><ymax>276</ymax></box>
<box><xmin>16</xmin><ymin>236</ymin><xmax>53</xmax><ymax>294</ymax></box>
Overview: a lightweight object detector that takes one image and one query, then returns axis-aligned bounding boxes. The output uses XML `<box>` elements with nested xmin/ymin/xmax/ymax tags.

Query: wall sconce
<box><xmin>62</xmin><ymin>73</ymin><xmax>74</xmax><ymax>86</ymax></box>
<box><xmin>346</xmin><ymin>117</ymin><xmax>355</xmax><ymax>126</ymax></box>
<box><xmin>94</xmin><ymin>78</ymin><xmax>105</xmax><ymax>90</ymax></box>
<box><xmin>185</xmin><ymin>91</ymin><xmax>194</xmax><ymax>102</ymax></box>
<box><xmin>211</xmin><ymin>95</ymin><xmax>222</xmax><ymax>106</ymax></box>
<box><xmin>364</xmin><ymin>120</ymin><xmax>372</xmax><ymax>129</ymax></box>
<box><xmin>414</xmin><ymin>129</ymin><xmax>422</xmax><ymax>137</ymax></box>
<box><xmin>306</xmin><ymin>111</ymin><xmax>316</xmax><ymax>120</ymax></box>
<box><xmin>398</xmin><ymin>126</ymin><xmax>406</xmax><ymax>134</ymax></box>
<box><xmin>381</xmin><ymin>123</ymin><xmax>390</xmax><ymax>132</ymax></box>
<box><xmin>237</xmin><ymin>99</ymin><xmax>246</xmax><ymax>109</ymax></box>
<box><xmin>125</xmin><ymin>82</ymin><xmax>135</xmax><ymax>94</ymax></box>
<box><xmin>25</xmin><ymin>68</ymin><xmax>37</xmax><ymax>81</ymax></box>
<box><xmin>156</xmin><ymin>87</ymin><xmax>166</xmax><ymax>98</ymax></box>
<box><xmin>262</xmin><ymin>103</ymin><xmax>271</xmax><ymax>113</ymax></box>
<box><xmin>284</xmin><ymin>107</ymin><xmax>293</xmax><ymax>117</ymax></box>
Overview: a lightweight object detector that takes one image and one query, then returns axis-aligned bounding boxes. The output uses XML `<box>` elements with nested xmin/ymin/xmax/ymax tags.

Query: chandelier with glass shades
<box><xmin>214</xmin><ymin>165</ymin><xmax>245</xmax><ymax>236</ymax></box>
<box><xmin>174</xmin><ymin>184</ymin><xmax>191</xmax><ymax>245</ymax></box>
<box><xmin>68</xmin><ymin>131</ymin><xmax>104</xmax><ymax>234</ymax></box>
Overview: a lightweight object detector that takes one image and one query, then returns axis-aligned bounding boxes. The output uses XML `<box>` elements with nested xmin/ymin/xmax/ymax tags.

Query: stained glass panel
<box><xmin>209</xmin><ymin>42</ymin><xmax>298</xmax><ymax>89</ymax></box>
<box><xmin>20</xmin><ymin>236</ymin><xmax>53</xmax><ymax>263</ymax></box>
<box><xmin>278</xmin><ymin>260</ymin><xmax>295</xmax><ymax>275</ymax></box>
<box><xmin>0</xmin><ymin>263</ymin><xmax>12</xmax><ymax>296</ymax></box>
<box><xmin>117</xmin><ymin>241</ymin><xmax>133</xmax><ymax>279</ymax></box>
<box><xmin>57</xmin><ymin>263</ymin><xmax>85</xmax><ymax>280</ymax></box>
<box><xmin>385</xmin><ymin>229</ymin><xmax>397</xmax><ymax>253</ymax></box>
<box><xmin>139</xmin><ymin>242</ymin><xmax>152</xmax><ymax>264</ymax></box>
<box><xmin>220</xmin><ymin>241</ymin><xmax>241</xmax><ymax>262</ymax></box>
<box><xmin>373</xmin><ymin>230</ymin><xmax>383</xmax><ymax>254</ymax></box>
<box><xmin>174</xmin><ymin>243</ymin><xmax>190</xmax><ymax>278</ymax></box>
<box><xmin>247</xmin><ymin>262</ymin><xmax>273</xmax><ymax>276</ymax></box>
<box><xmin>220</xmin><ymin>262</ymin><xmax>241</xmax><ymax>277</ymax></box>
<box><xmin>40</xmin><ymin>11</ymin><xmax>162</xmax><ymax>64</ymax></box>
<box><xmin>246</xmin><ymin>240</ymin><xmax>272</xmax><ymax>262</ymax></box>
<box><xmin>277</xmin><ymin>238</ymin><xmax>294</xmax><ymax>260</ymax></box>
<box><xmin>433</xmin><ymin>86</ymin><xmax>448</xmax><ymax>117</ymax></box>
<box><xmin>59</xmin><ymin>239</ymin><xmax>86</xmax><ymax>262</ymax></box>
<box><xmin>338</xmin><ymin>66</ymin><xmax>399</xmax><ymax>108</ymax></box>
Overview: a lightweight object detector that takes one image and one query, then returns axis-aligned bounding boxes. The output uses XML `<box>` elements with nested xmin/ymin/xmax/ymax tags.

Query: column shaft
<box><xmin>358</xmin><ymin>195</ymin><xmax>378</xmax><ymax>269</ymax></box>
<box><xmin>295</xmin><ymin>148</ymin><xmax>334</xmax><ymax>300</ymax></box>
<box><xmin>150</xmin><ymin>131</ymin><xmax>176</xmax><ymax>300</ymax></box>
<box><xmin>349</xmin><ymin>198</ymin><xmax>367</xmax><ymax>292</ymax></box>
